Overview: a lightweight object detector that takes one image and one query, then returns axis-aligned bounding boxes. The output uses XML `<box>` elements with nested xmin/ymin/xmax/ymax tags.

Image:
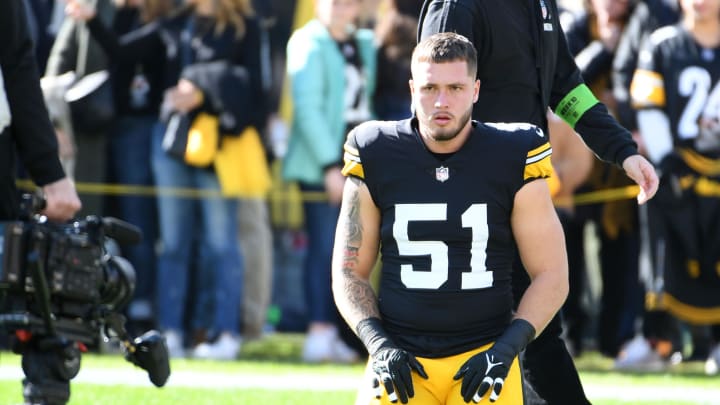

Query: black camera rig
<box><xmin>0</xmin><ymin>194</ymin><xmax>169</xmax><ymax>404</ymax></box>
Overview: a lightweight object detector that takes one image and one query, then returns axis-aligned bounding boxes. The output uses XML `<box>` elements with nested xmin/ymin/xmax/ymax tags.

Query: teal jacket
<box><xmin>282</xmin><ymin>19</ymin><xmax>376</xmax><ymax>185</ymax></box>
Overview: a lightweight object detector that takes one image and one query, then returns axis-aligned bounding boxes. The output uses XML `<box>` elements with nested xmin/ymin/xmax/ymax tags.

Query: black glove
<box><xmin>453</xmin><ymin>319</ymin><xmax>535</xmax><ymax>403</ymax></box>
<box><xmin>357</xmin><ymin>318</ymin><xmax>428</xmax><ymax>404</ymax></box>
<box><xmin>371</xmin><ymin>346</ymin><xmax>428</xmax><ymax>403</ymax></box>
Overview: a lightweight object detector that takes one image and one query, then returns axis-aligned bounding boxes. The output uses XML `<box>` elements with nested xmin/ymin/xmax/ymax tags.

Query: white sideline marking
<box><xmin>0</xmin><ymin>366</ymin><xmax>359</xmax><ymax>390</ymax></box>
<box><xmin>1</xmin><ymin>366</ymin><xmax>720</xmax><ymax>403</ymax></box>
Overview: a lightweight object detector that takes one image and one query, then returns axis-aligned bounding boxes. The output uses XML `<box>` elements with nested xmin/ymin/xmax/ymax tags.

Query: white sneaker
<box><xmin>614</xmin><ymin>335</ymin><xmax>666</xmax><ymax>372</ymax></box>
<box><xmin>192</xmin><ymin>333</ymin><xmax>241</xmax><ymax>361</ymax></box>
<box><xmin>302</xmin><ymin>329</ymin><xmax>335</xmax><ymax>363</ymax></box>
<box><xmin>705</xmin><ymin>344</ymin><xmax>720</xmax><ymax>375</ymax></box>
<box><xmin>164</xmin><ymin>330</ymin><xmax>185</xmax><ymax>358</ymax></box>
<box><xmin>330</xmin><ymin>337</ymin><xmax>360</xmax><ymax>364</ymax></box>
<box><xmin>128</xmin><ymin>299</ymin><xmax>153</xmax><ymax>321</ymax></box>
<box><xmin>302</xmin><ymin>328</ymin><xmax>359</xmax><ymax>364</ymax></box>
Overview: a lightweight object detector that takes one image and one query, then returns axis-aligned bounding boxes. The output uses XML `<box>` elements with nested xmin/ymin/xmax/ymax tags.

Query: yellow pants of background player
<box><xmin>355</xmin><ymin>342</ymin><xmax>524</xmax><ymax>405</ymax></box>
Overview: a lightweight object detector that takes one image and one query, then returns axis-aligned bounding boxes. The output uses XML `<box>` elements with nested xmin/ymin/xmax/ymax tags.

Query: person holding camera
<box><xmin>0</xmin><ymin>0</ymin><xmax>81</xmax><ymax>222</ymax></box>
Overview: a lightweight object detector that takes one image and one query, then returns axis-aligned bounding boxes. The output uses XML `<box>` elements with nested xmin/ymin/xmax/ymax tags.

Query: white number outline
<box><xmin>678</xmin><ymin>66</ymin><xmax>711</xmax><ymax>139</ymax></box>
<box><xmin>394</xmin><ymin>203</ymin><xmax>493</xmax><ymax>290</ymax></box>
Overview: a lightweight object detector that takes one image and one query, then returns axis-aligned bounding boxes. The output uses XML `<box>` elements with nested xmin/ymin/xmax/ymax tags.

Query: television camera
<box><xmin>0</xmin><ymin>194</ymin><xmax>169</xmax><ymax>404</ymax></box>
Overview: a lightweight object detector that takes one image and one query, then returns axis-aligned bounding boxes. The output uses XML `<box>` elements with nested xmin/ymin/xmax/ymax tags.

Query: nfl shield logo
<box><xmin>435</xmin><ymin>166</ymin><xmax>449</xmax><ymax>182</ymax></box>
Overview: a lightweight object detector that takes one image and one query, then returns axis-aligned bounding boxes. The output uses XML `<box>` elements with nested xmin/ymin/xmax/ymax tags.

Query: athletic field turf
<box><xmin>1</xmin><ymin>333</ymin><xmax>718</xmax><ymax>404</ymax></box>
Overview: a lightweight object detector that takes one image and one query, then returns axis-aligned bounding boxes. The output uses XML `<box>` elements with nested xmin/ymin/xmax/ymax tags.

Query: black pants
<box><xmin>513</xmin><ymin>258</ymin><xmax>592</xmax><ymax>405</ymax></box>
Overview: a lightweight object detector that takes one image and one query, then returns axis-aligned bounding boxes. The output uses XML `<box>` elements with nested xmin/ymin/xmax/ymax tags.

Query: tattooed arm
<box><xmin>333</xmin><ymin>176</ymin><xmax>430</xmax><ymax>402</ymax></box>
<box><xmin>331</xmin><ymin>176</ymin><xmax>381</xmax><ymax>330</ymax></box>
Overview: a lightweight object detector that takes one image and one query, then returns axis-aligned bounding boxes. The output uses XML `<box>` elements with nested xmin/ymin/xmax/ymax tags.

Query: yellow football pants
<box><xmin>355</xmin><ymin>342</ymin><xmax>524</xmax><ymax>405</ymax></box>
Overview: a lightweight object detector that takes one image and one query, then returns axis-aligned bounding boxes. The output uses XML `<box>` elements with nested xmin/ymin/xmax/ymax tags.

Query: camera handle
<box><xmin>20</xmin><ymin>335</ymin><xmax>81</xmax><ymax>405</ymax></box>
<box><xmin>26</xmin><ymin>233</ymin><xmax>57</xmax><ymax>337</ymax></box>
<box><xmin>17</xmin><ymin>226</ymin><xmax>80</xmax><ymax>404</ymax></box>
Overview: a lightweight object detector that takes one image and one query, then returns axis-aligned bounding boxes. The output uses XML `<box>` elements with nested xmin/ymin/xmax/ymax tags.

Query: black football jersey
<box><xmin>631</xmin><ymin>25</ymin><xmax>720</xmax><ymax>157</ymax></box>
<box><xmin>342</xmin><ymin>118</ymin><xmax>553</xmax><ymax>357</ymax></box>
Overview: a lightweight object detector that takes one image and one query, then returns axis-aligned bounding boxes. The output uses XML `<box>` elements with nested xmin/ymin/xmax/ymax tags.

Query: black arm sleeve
<box><xmin>418</xmin><ymin>0</ymin><xmax>487</xmax><ymax>63</ymax></box>
<box><xmin>418</xmin><ymin>0</ymin><xmax>476</xmax><ymax>40</ymax></box>
<box><xmin>574</xmin><ymin>103</ymin><xmax>637</xmax><ymax>166</ymax></box>
<box><xmin>549</xmin><ymin>21</ymin><xmax>588</xmax><ymax>108</ymax></box>
<box><xmin>0</xmin><ymin>0</ymin><xmax>65</xmax><ymax>186</ymax></box>
<box><xmin>552</xmin><ymin>19</ymin><xmax>637</xmax><ymax>166</ymax></box>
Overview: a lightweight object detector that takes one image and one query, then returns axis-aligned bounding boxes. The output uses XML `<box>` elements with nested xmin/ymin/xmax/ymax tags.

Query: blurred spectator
<box><xmin>613</xmin><ymin>0</ymin><xmax>680</xmax><ymax>134</ymax></box>
<box><xmin>561</xmin><ymin>0</ymin><xmax>642</xmax><ymax>359</ymax></box>
<box><xmin>372</xmin><ymin>0</ymin><xmax>423</xmax><ymax>120</ymax></box>
<box><xmin>358</xmin><ymin>0</ymin><xmax>382</xmax><ymax>29</ymax></box>
<box><xmin>23</xmin><ymin>0</ymin><xmax>65</xmax><ymax>72</ymax></box>
<box><xmin>101</xmin><ymin>0</ymin><xmax>173</xmax><ymax>332</ymax></box>
<box><xmin>45</xmin><ymin>0</ymin><xmax>116</xmax><ymax>218</ymax></box>
<box><xmin>65</xmin><ymin>0</ymin><xmax>267</xmax><ymax>360</ymax></box>
<box><xmin>630</xmin><ymin>0</ymin><xmax>720</xmax><ymax>375</ymax></box>
<box><xmin>283</xmin><ymin>0</ymin><xmax>375</xmax><ymax>363</ymax></box>
<box><xmin>248</xmin><ymin>0</ymin><xmax>307</xmax><ymax>338</ymax></box>
<box><xmin>237</xmin><ymin>0</ymin><xmax>277</xmax><ymax>341</ymax></box>
<box><xmin>611</xmin><ymin>0</ymin><xmax>683</xmax><ymax>371</ymax></box>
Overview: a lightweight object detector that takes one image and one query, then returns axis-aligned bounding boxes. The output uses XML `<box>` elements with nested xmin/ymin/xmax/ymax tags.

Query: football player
<box><xmin>631</xmin><ymin>0</ymin><xmax>720</xmax><ymax>373</ymax></box>
<box><xmin>332</xmin><ymin>32</ymin><xmax>569</xmax><ymax>404</ymax></box>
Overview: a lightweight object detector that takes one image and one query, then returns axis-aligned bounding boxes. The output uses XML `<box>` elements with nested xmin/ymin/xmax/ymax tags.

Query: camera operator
<box><xmin>0</xmin><ymin>8</ymin><xmax>172</xmax><ymax>403</ymax></box>
<box><xmin>0</xmin><ymin>0</ymin><xmax>81</xmax><ymax>222</ymax></box>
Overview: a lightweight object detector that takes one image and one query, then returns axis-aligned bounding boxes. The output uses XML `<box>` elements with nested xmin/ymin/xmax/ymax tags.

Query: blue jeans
<box><xmin>300</xmin><ymin>183</ymin><xmax>340</xmax><ymax>324</ymax></box>
<box><xmin>107</xmin><ymin>116</ymin><xmax>158</xmax><ymax>308</ymax></box>
<box><xmin>151</xmin><ymin>123</ymin><xmax>243</xmax><ymax>334</ymax></box>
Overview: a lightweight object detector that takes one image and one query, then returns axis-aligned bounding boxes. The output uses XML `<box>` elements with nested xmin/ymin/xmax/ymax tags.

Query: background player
<box><xmin>630</xmin><ymin>0</ymin><xmax>720</xmax><ymax>375</ymax></box>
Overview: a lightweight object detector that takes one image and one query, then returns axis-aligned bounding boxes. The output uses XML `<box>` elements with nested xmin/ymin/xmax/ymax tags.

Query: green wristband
<box><xmin>554</xmin><ymin>84</ymin><xmax>599</xmax><ymax>128</ymax></box>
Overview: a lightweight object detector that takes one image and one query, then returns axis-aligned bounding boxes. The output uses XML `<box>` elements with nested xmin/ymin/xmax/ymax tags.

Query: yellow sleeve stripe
<box><xmin>341</xmin><ymin>150</ymin><xmax>364</xmax><ymax>179</ymax></box>
<box><xmin>525</xmin><ymin>143</ymin><xmax>554</xmax><ymax>181</ymax></box>
<box><xmin>630</xmin><ymin>69</ymin><xmax>665</xmax><ymax>108</ymax></box>
<box><xmin>341</xmin><ymin>161</ymin><xmax>364</xmax><ymax>179</ymax></box>
<box><xmin>526</xmin><ymin>142</ymin><xmax>552</xmax><ymax>164</ymax></box>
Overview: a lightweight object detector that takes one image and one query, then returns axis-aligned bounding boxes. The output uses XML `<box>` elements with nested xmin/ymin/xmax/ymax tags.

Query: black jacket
<box><xmin>109</xmin><ymin>7</ymin><xmax>166</xmax><ymax>117</ymax></box>
<box><xmin>87</xmin><ymin>7</ymin><xmax>267</xmax><ymax>134</ymax></box>
<box><xmin>0</xmin><ymin>0</ymin><xmax>65</xmax><ymax>219</ymax></box>
<box><xmin>418</xmin><ymin>0</ymin><xmax>638</xmax><ymax>166</ymax></box>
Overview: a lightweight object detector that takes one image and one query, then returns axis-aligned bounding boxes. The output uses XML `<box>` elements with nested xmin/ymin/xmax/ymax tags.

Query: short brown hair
<box><xmin>412</xmin><ymin>32</ymin><xmax>478</xmax><ymax>78</ymax></box>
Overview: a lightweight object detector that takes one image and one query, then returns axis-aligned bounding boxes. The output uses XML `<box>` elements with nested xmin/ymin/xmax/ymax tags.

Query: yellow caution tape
<box><xmin>17</xmin><ymin>179</ymin><xmax>644</xmax><ymax>205</ymax></box>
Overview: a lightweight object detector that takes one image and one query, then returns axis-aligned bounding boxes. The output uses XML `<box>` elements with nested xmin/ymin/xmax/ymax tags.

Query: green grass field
<box><xmin>0</xmin><ymin>333</ymin><xmax>718</xmax><ymax>405</ymax></box>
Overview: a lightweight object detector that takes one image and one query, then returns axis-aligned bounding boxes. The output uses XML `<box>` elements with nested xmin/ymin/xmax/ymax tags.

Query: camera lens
<box><xmin>101</xmin><ymin>255</ymin><xmax>136</xmax><ymax>311</ymax></box>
